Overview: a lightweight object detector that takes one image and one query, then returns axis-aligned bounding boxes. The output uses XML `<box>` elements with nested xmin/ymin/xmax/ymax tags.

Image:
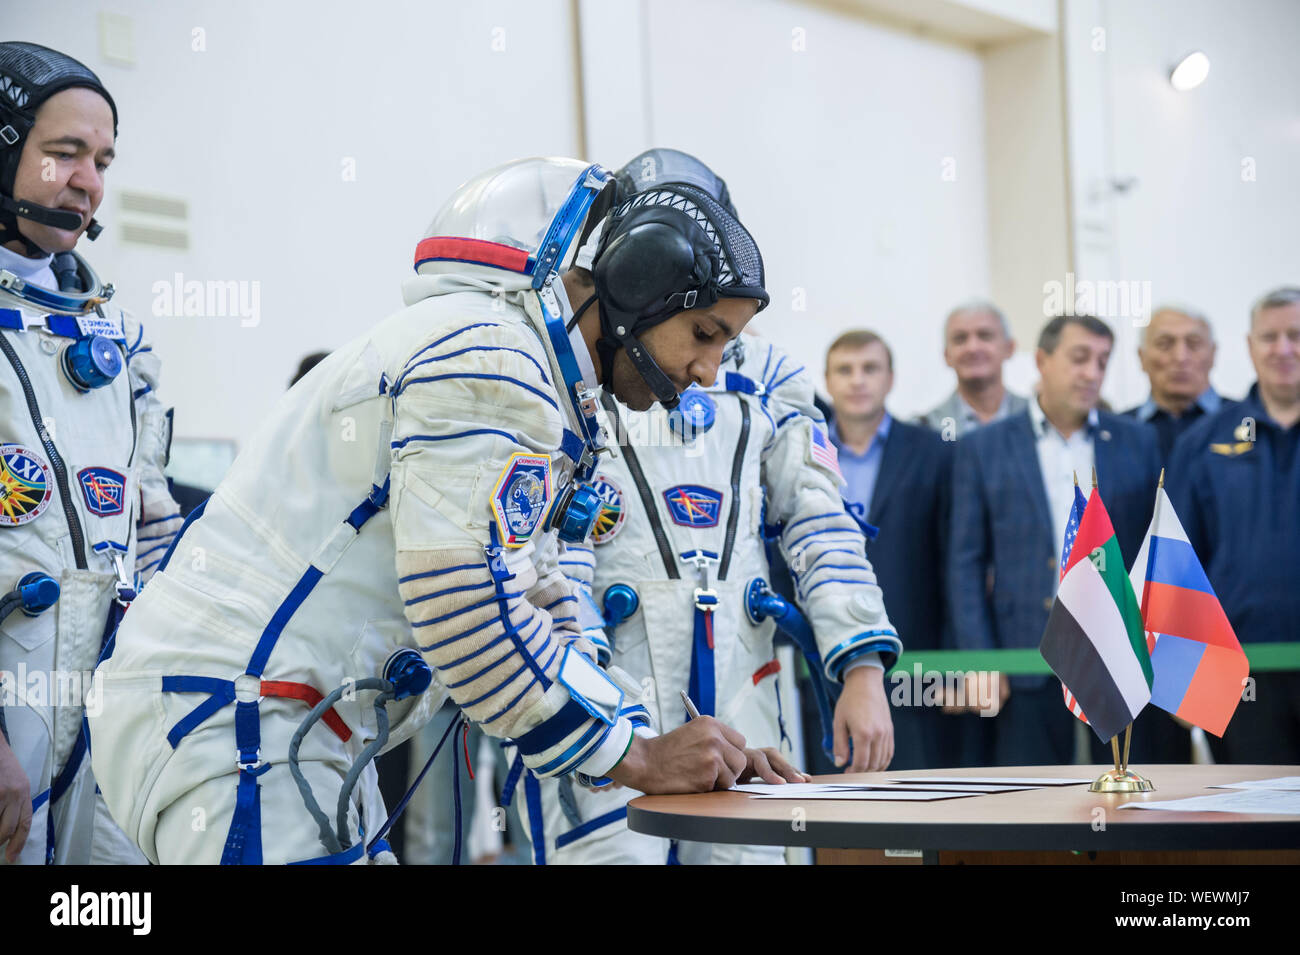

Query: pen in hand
<box><xmin>680</xmin><ymin>689</ymin><xmax>701</xmax><ymax>720</ymax></box>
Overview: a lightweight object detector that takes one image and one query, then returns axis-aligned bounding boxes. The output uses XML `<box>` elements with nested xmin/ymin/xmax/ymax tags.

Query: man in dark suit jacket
<box><xmin>824</xmin><ymin>330</ymin><xmax>954</xmax><ymax>770</ymax></box>
<box><xmin>949</xmin><ymin>315</ymin><xmax>1161</xmax><ymax>766</ymax></box>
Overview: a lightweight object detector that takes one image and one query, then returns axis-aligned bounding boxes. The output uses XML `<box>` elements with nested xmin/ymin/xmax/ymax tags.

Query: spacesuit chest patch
<box><xmin>590</xmin><ymin>475</ymin><xmax>626</xmax><ymax>545</ymax></box>
<box><xmin>491</xmin><ymin>452</ymin><xmax>553</xmax><ymax>547</ymax></box>
<box><xmin>0</xmin><ymin>444</ymin><xmax>54</xmax><ymax>526</ymax></box>
<box><xmin>662</xmin><ymin>484</ymin><xmax>723</xmax><ymax>528</ymax></box>
<box><xmin>77</xmin><ymin>466</ymin><xmax>126</xmax><ymax>516</ymax></box>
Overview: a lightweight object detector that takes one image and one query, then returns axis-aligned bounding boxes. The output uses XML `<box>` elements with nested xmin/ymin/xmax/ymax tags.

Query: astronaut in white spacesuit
<box><xmin>89</xmin><ymin>157</ymin><xmax>801</xmax><ymax>865</ymax></box>
<box><xmin>0</xmin><ymin>42</ymin><xmax>180</xmax><ymax>865</ymax></box>
<box><xmin>513</xmin><ymin>151</ymin><xmax>901</xmax><ymax>865</ymax></box>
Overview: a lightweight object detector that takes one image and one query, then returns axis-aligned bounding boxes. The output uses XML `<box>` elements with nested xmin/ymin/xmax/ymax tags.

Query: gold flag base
<box><xmin>1089</xmin><ymin>768</ymin><xmax>1155</xmax><ymax>793</ymax></box>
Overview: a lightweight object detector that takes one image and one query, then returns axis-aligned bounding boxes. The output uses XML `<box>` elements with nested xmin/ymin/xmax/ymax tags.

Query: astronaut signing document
<box><xmin>86</xmin><ymin>155</ymin><xmax>814</xmax><ymax>865</ymax></box>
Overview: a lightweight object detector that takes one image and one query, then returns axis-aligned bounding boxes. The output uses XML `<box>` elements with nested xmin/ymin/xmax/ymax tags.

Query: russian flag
<box><xmin>1128</xmin><ymin>487</ymin><xmax>1250</xmax><ymax>737</ymax></box>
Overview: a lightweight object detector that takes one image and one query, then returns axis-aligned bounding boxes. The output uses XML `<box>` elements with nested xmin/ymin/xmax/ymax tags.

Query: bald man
<box><xmin>1125</xmin><ymin>306</ymin><xmax>1223</xmax><ymax>460</ymax></box>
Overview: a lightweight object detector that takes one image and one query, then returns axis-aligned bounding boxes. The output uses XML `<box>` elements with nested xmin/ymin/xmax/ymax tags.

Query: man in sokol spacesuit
<box><xmin>90</xmin><ymin>157</ymin><xmax>795</xmax><ymax>865</ymax></box>
<box><xmin>0</xmin><ymin>43</ymin><xmax>180</xmax><ymax>865</ymax></box>
<box><xmin>514</xmin><ymin>151</ymin><xmax>902</xmax><ymax>865</ymax></box>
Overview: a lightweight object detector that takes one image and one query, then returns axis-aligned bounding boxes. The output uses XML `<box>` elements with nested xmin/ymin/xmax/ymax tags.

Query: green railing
<box><xmin>888</xmin><ymin>643</ymin><xmax>1300</xmax><ymax>675</ymax></box>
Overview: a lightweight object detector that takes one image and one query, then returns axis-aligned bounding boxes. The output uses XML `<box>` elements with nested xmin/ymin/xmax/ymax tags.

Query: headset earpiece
<box><xmin>592</xmin><ymin>204</ymin><xmax>720</xmax><ymax>319</ymax></box>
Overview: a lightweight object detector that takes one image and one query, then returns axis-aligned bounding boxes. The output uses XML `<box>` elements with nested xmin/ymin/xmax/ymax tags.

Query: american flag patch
<box><xmin>809</xmin><ymin>425</ymin><xmax>843</xmax><ymax>480</ymax></box>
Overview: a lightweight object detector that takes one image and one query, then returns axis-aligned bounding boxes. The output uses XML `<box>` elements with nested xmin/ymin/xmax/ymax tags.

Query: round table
<box><xmin>626</xmin><ymin>764</ymin><xmax>1300</xmax><ymax>864</ymax></box>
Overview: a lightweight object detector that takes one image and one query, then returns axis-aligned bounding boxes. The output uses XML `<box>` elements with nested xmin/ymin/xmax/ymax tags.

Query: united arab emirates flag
<box><xmin>1039</xmin><ymin>489</ymin><xmax>1153</xmax><ymax>742</ymax></box>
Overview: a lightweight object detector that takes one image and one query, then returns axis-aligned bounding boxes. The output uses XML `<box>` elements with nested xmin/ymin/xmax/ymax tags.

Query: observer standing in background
<box><xmin>1126</xmin><ymin>306</ymin><xmax>1223</xmax><ymax>461</ymax></box>
<box><xmin>948</xmin><ymin>315</ymin><xmax>1160</xmax><ymax>766</ymax></box>
<box><xmin>1167</xmin><ymin>287</ymin><xmax>1300</xmax><ymax>764</ymax></box>
<box><xmin>825</xmin><ymin>330</ymin><xmax>951</xmax><ymax>770</ymax></box>
<box><xmin>921</xmin><ymin>301</ymin><xmax>1028</xmax><ymax>438</ymax></box>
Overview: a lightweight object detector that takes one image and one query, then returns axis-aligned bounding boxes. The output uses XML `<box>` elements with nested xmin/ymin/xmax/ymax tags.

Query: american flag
<box><xmin>1059</xmin><ymin>484</ymin><xmax>1090</xmax><ymax>724</ymax></box>
<box><xmin>810</xmin><ymin>425</ymin><xmax>843</xmax><ymax>480</ymax></box>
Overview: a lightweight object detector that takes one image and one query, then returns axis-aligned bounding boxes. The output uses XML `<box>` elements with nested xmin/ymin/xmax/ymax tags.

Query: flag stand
<box><xmin>1089</xmin><ymin>724</ymin><xmax>1155</xmax><ymax>792</ymax></box>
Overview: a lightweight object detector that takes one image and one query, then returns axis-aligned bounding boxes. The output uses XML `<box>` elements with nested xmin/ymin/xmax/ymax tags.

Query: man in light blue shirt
<box><xmin>921</xmin><ymin>301</ymin><xmax>1028</xmax><ymax>439</ymax></box>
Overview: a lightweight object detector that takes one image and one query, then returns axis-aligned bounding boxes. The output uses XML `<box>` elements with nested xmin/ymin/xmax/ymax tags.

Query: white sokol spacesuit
<box><xmin>0</xmin><ymin>247</ymin><xmax>178</xmax><ymax>865</ymax></box>
<box><xmin>0</xmin><ymin>42</ymin><xmax>180</xmax><ymax>865</ymax></box>
<box><xmin>90</xmin><ymin>159</ymin><xmax>652</xmax><ymax>865</ymax></box>
<box><xmin>515</xmin><ymin>332</ymin><xmax>902</xmax><ymax>865</ymax></box>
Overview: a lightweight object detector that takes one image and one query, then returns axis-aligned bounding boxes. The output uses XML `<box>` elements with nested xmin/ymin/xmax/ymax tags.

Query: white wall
<box><xmin>20</xmin><ymin>0</ymin><xmax>582</xmax><ymax>447</ymax></box>
<box><xmin>1063</xmin><ymin>0</ymin><xmax>1300</xmax><ymax>409</ymax></box>
<box><xmin>584</xmin><ymin>0</ymin><xmax>993</xmax><ymax>417</ymax></box>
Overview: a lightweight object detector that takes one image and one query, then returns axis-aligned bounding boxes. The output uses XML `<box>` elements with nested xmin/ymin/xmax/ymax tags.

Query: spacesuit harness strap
<box><xmin>682</xmin><ymin>549</ymin><xmax>719</xmax><ymax>719</ymax></box>
<box><xmin>0</xmin><ymin>305</ymin><xmax>127</xmax><ymax>343</ymax></box>
<box><xmin>159</xmin><ymin>455</ymin><xmax>393</xmax><ymax>865</ymax></box>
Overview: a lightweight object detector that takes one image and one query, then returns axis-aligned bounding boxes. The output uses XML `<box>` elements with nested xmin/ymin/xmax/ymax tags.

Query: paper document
<box><xmin>888</xmin><ymin>776</ymin><xmax>1091</xmax><ymax>786</ymax></box>
<box><xmin>1118</xmin><ymin>790</ymin><xmax>1300</xmax><ymax>815</ymax></box>
<box><xmin>731</xmin><ymin>783</ymin><xmax>864</xmax><ymax>795</ymax></box>
<box><xmin>732</xmin><ymin>782</ymin><xmax>1033</xmax><ymax>795</ymax></box>
<box><xmin>1209</xmin><ymin>776</ymin><xmax>1300</xmax><ymax>792</ymax></box>
<box><xmin>746</xmin><ymin>789</ymin><xmax>979</xmax><ymax>801</ymax></box>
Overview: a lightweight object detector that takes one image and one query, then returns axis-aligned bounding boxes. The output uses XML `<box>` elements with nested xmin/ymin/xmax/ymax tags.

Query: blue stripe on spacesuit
<box><xmin>761</xmin><ymin>346</ymin><xmax>774</xmax><ymax>383</ymax></box>
<box><xmin>288</xmin><ymin>840</ymin><xmax>366</xmax><ymax>865</ymax></box>
<box><xmin>159</xmin><ymin>481</ymin><xmax>394</xmax><ymax>865</ymax></box>
<box><xmin>550</xmin><ymin>615</ymin><xmax>577</xmax><ymax>626</ymax></box>
<box><xmin>399</xmin><ymin>322</ymin><xmax>502</xmax><ymax>375</ymax></box>
<box><xmin>527</xmin><ymin>718</ymin><xmax>607</xmax><ymax>776</ymax></box>
<box><xmin>136</xmin><ymin>541</ymin><xmax>170</xmax><ymax>560</ymax></box>
<box><xmin>524</xmin><ymin>773</ymin><xmax>546</xmax><ymax>865</ymax></box>
<box><xmin>459</xmin><ymin>644</ymin><xmax>554</xmax><ymax>710</ymax></box>
<box><xmin>775</xmin><ymin>410</ymin><xmax>800</xmax><ymax>429</ymax></box>
<box><xmin>136</xmin><ymin>558</ymin><xmax>163</xmax><ymax>574</ymax></box>
<box><xmin>482</xmin><ymin>676</ymin><xmax>542</xmax><ymax>725</ymax></box>
<box><xmin>245</xmin><ymin>567</ymin><xmax>326</xmax><ymax>678</ymax></box>
<box><xmin>783</xmin><ymin>511</ymin><xmax>848</xmax><ymax>533</ymax></box>
<box><xmin>398</xmin><ymin>563</ymin><xmax>483</xmax><ymax>584</ymax></box>
<box><xmin>801</xmin><ymin>575</ymin><xmax>878</xmax><ymax>601</ymax></box>
<box><xmin>401</xmin><ymin>579</ymin><xmax>491</xmax><ymax>607</ymax></box>
<box><xmin>443</xmin><ymin>615</ymin><xmax>546</xmax><ymax>686</ymax></box>
<box><xmin>408</xmin><ymin>590</ymin><xmax>525</xmax><ymax>628</ymax></box>
<box><xmin>418</xmin><ymin>607</ymin><xmax>529</xmax><ymax>654</ymax></box>
<box><xmin>555</xmin><ymin>807</ymin><xmax>628</xmax><ymax>849</ymax></box>
<box><xmin>543</xmin><ymin>595</ymin><xmax>577</xmax><ymax>611</ymax></box>
<box><xmin>396</xmin><ymin>372</ymin><xmax>559</xmax><ymax>412</ymax></box>
<box><xmin>391</xmin><ymin>429</ymin><xmax>519</xmax><ymax>449</ymax></box>
<box><xmin>769</xmin><ymin>365</ymin><xmax>805</xmax><ymax>392</ymax></box>
<box><xmin>127</xmin><ymin>324</ymin><xmax>144</xmax><ymax>355</ymax></box>
<box><xmin>800</xmin><ymin>563</ymin><xmax>875</xmax><ymax>575</ymax></box>
<box><xmin>161</xmin><ymin>676</ymin><xmax>237</xmax><ymax>748</ymax></box>
<box><xmin>785</xmin><ymin>525</ymin><xmax>865</xmax><ymax>551</ymax></box>
<box><xmin>140</xmin><ymin>511</ymin><xmax>183</xmax><ymax>527</ymax></box>
<box><xmin>397</xmin><ymin>345</ymin><xmax>551</xmax><ymax>390</ymax></box>
<box><xmin>133</xmin><ymin>384</ymin><xmax>152</xmax><ymax>400</ymax></box>
<box><xmin>765</xmin><ymin>355</ymin><xmax>787</xmax><ymax>389</ymax></box>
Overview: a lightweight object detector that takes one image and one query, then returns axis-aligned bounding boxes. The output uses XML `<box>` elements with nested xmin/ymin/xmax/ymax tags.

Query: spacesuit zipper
<box><xmin>717</xmin><ymin>399</ymin><xmax>750</xmax><ymax>581</ymax></box>
<box><xmin>0</xmin><ymin>332</ymin><xmax>89</xmax><ymax>569</ymax></box>
<box><xmin>600</xmin><ymin>392</ymin><xmax>678</xmax><ymax>579</ymax></box>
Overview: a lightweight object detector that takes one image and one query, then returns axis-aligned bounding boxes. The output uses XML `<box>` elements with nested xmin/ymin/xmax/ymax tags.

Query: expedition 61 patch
<box><xmin>0</xmin><ymin>444</ymin><xmax>53</xmax><ymax>526</ymax></box>
<box><xmin>491</xmin><ymin>452</ymin><xmax>553</xmax><ymax>547</ymax></box>
<box><xmin>590</xmin><ymin>475</ymin><xmax>626</xmax><ymax>545</ymax></box>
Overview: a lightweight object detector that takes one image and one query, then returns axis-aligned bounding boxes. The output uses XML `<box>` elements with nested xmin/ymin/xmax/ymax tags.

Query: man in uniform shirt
<box><xmin>1125</xmin><ymin>306</ymin><xmax>1223</xmax><ymax>461</ymax></box>
<box><xmin>1167</xmin><ymin>287</ymin><xmax>1300</xmax><ymax>764</ymax></box>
